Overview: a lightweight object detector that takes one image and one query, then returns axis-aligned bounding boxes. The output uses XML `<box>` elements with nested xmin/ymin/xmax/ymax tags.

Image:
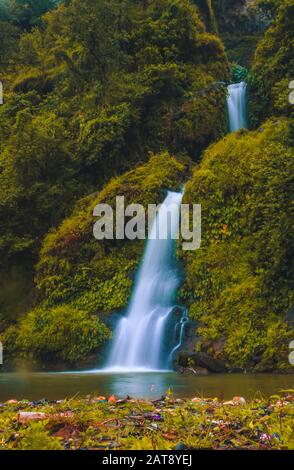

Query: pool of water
<box><xmin>0</xmin><ymin>371</ymin><xmax>293</xmax><ymax>401</ymax></box>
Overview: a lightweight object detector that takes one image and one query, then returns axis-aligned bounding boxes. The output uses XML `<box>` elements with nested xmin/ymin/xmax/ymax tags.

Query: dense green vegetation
<box><xmin>181</xmin><ymin>119</ymin><xmax>294</xmax><ymax>371</ymax></box>
<box><xmin>0</xmin><ymin>0</ymin><xmax>293</xmax><ymax>371</ymax></box>
<box><xmin>251</xmin><ymin>0</ymin><xmax>294</xmax><ymax>123</ymax></box>
<box><xmin>0</xmin><ymin>0</ymin><xmax>228</xmax><ymax>361</ymax></box>
<box><xmin>3</xmin><ymin>152</ymin><xmax>190</xmax><ymax>367</ymax></box>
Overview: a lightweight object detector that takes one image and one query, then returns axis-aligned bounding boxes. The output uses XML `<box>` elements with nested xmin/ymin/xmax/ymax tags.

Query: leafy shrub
<box><xmin>231</xmin><ymin>64</ymin><xmax>248</xmax><ymax>83</ymax></box>
<box><xmin>19</xmin><ymin>421</ymin><xmax>63</xmax><ymax>450</ymax></box>
<box><xmin>11</xmin><ymin>305</ymin><xmax>110</xmax><ymax>364</ymax></box>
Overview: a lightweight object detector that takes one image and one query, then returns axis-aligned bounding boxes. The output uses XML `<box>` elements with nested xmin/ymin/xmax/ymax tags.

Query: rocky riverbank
<box><xmin>0</xmin><ymin>391</ymin><xmax>293</xmax><ymax>450</ymax></box>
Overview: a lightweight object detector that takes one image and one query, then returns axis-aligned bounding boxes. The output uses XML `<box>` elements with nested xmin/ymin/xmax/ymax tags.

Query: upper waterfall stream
<box><xmin>227</xmin><ymin>81</ymin><xmax>248</xmax><ymax>132</ymax></box>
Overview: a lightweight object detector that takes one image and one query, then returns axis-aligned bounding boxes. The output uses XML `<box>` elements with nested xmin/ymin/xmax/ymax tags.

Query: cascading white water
<box><xmin>168</xmin><ymin>308</ymin><xmax>188</xmax><ymax>364</ymax></box>
<box><xmin>106</xmin><ymin>191</ymin><xmax>183</xmax><ymax>372</ymax></box>
<box><xmin>227</xmin><ymin>81</ymin><xmax>247</xmax><ymax>132</ymax></box>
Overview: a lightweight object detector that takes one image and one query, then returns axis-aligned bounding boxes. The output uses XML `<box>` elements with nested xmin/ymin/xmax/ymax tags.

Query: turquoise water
<box><xmin>227</xmin><ymin>81</ymin><xmax>248</xmax><ymax>131</ymax></box>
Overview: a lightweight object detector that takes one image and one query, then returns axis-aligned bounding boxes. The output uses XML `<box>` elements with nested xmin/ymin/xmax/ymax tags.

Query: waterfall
<box><xmin>227</xmin><ymin>81</ymin><xmax>247</xmax><ymax>132</ymax></box>
<box><xmin>105</xmin><ymin>191</ymin><xmax>183</xmax><ymax>372</ymax></box>
<box><xmin>168</xmin><ymin>307</ymin><xmax>188</xmax><ymax>365</ymax></box>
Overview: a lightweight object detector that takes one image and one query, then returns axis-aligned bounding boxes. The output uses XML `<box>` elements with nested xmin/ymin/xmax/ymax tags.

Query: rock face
<box><xmin>209</xmin><ymin>0</ymin><xmax>271</xmax><ymax>66</ymax></box>
<box><xmin>212</xmin><ymin>0</ymin><xmax>270</xmax><ymax>33</ymax></box>
<box><xmin>174</xmin><ymin>319</ymin><xmax>227</xmax><ymax>373</ymax></box>
<box><xmin>178</xmin><ymin>366</ymin><xmax>209</xmax><ymax>376</ymax></box>
<box><xmin>194</xmin><ymin>0</ymin><xmax>218</xmax><ymax>33</ymax></box>
<box><xmin>178</xmin><ymin>351</ymin><xmax>226</xmax><ymax>373</ymax></box>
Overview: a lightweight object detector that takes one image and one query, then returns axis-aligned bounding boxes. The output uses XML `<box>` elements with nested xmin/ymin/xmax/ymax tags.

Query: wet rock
<box><xmin>233</xmin><ymin>396</ymin><xmax>246</xmax><ymax>405</ymax></box>
<box><xmin>175</xmin><ymin>442</ymin><xmax>188</xmax><ymax>450</ymax></box>
<box><xmin>178</xmin><ymin>351</ymin><xmax>226</xmax><ymax>373</ymax></box>
<box><xmin>93</xmin><ymin>396</ymin><xmax>107</xmax><ymax>403</ymax></box>
<box><xmin>223</xmin><ymin>396</ymin><xmax>246</xmax><ymax>406</ymax></box>
<box><xmin>179</xmin><ymin>366</ymin><xmax>209</xmax><ymax>375</ymax></box>
<box><xmin>34</xmin><ymin>398</ymin><xmax>49</xmax><ymax>406</ymax></box>
<box><xmin>162</xmin><ymin>433</ymin><xmax>177</xmax><ymax>441</ymax></box>
<box><xmin>191</xmin><ymin>397</ymin><xmax>202</xmax><ymax>403</ymax></box>
<box><xmin>228</xmin><ymin>367</ymin><xmax>244</xmax><ymax>373</ymax></box>
<box><xmin>18</xmin><ymin>411</ymin><xmax>48</xmax><ymax>423</ymax></box>
<box><xmin>108</xmin><ymin>395</ymin><xmax>117</xmax><ymax>403</ymax></box>
<box><xmin>18</xmin><ymin>410</ymin><xmax>75</xmax><ymax>423</ymax></box>
<box><xmin>212</xmin><ymin>337</ymin><xmax>226</xmax><ymax>356</ymax></box>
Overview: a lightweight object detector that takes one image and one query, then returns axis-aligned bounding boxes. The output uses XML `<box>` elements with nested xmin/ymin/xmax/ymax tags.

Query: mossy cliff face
<box><xmin>2</xmin><ymin>153</ymin><xmax>190</xmax><ymax>368</ymax></box>
<box><xmin>0</xmin><ymin>0</ymin><xmax>229</xmax><ymax>266</ymax></box>
<box><xmin>0</xmin><ymin>0</ymin><xmax>229</xmax><ymax>341</ymax></box>
<box><xmin>180</xmin><ymin>119</ymin><xmax>294</xmax><ymax>371</ymax></box>
<box><xmin>251</xmin><ymin>0</ymin><xmax>294</xmax><ymax>123</ymax></box>
<box><xmin>0</xmin><ymin>0</ymin><xmax>293</xmax><ymax>373</ymax></box>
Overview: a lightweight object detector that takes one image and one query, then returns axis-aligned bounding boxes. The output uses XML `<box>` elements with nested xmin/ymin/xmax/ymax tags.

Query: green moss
<box><xmin>180</xmin><ymin>119</ymin><xmax>294</xmax><ymax>371</ymax></box>
<box><xmin>9</xmin><ymin>305</ymin><xmax>110</xmax><ymax>364</ymax></box>
<box><xmin>3</xmin><ymin>152</ymin><xmax>189</xmax><ymax>365</ymax></box>
<box><xmin>12</xmin><ymin>70</ymin><xmax>53</xmax><ymax>94</ymax></box>
<box><xmin>252</xmin><ymin>0</ymin><xmax>294</xmax><ymax>122</ymax></box>
<box><xmin>18</xmin><ymin>421</ymin><xmax>64</xmax><ymax>451</ymax></box>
